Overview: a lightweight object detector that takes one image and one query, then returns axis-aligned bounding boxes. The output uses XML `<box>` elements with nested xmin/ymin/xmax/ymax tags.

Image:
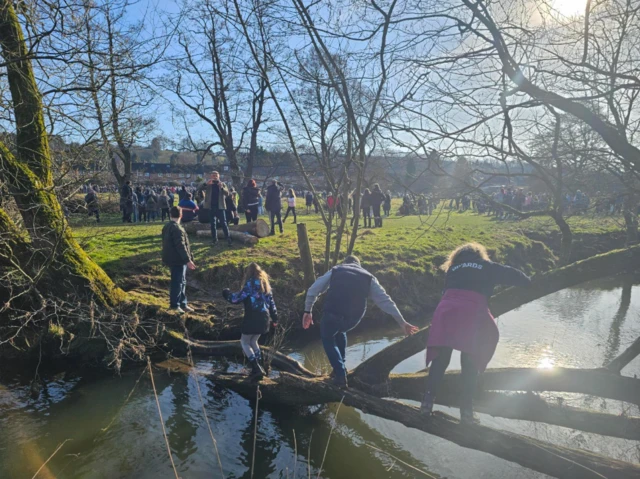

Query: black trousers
<box><xmin>283</xmin><ymin>206</ymin><xmax>296</xmax><ymax>223</ymax></box>
<box><xmin>424</xmin><ymin>347</ymin><xmax>478</xmax><ymax>412</ymax></box>
<box><xmin>161</xmin><ymin>208</ymin><xmax>169</xmax><ymax>221</ymax></box>
<box><xmin>270</xmin><ymin>210</ymin><xmax>283</xmax><ymax>233</ymax></box>
<box><xmin>245</xmin><ymin>206</ymin><xmax>258</xmax><ymax>223</ymax></box>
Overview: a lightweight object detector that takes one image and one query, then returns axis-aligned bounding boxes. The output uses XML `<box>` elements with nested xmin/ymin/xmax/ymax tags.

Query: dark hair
<box><xmin>186</xmin><ymin>193</ymin><xmax>192</xmax><ymax>200</ymax></box>
<box><xmin>248</xmin><ymin>179</ymin><xmax>256</xmax><ymax>187</ymax></box>
<box><xmin>343</xmin><ymin>255</ymin><xmax>361</xmax><ymax>266</ymax></box>
<box><xmin>126</xmin><ymin>180</ymin><xmax>131</xmax><ymax>185</ymax></box>
<box><xmin>170</xmin><ymin>206</ymin><xmax>181</xmax><ymax>218</ymax></box>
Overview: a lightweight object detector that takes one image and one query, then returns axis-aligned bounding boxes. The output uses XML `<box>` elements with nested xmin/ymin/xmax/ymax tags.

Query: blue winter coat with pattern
<box><xmin>223</xmin><ymin>279</ymin><xmax>278</xmax><ymax>334</ymax></box>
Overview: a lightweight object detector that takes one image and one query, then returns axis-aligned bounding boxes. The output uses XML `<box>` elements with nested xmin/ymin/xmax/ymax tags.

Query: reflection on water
<box><xmin>2</xmin><ymin>275</ymin><xmax>640</xmax><ymax>478</ymax></box>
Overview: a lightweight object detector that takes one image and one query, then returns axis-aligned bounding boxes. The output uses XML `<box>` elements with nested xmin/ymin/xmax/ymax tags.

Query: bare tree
<box><xmin>167</xmin><ymin>0</ymin><xmax>270</xmax><ymax>192</ymax></box>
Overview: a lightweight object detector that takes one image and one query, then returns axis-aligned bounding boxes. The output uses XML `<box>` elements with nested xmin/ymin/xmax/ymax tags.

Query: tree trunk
<box><xmin>211</xmin><ymin>372</ymin><xmax>640</xmax><ymax>479</ymax></box>
<box><xmin>183</xmin><ymin>219</ymin><xmax>269</xmax><ymax>237</ymax></box>
<box><xmin>195</xmin><ymin>229</ymin><xmax>259</xmax><ymax>245</ymax></box>
<box><xmin>0</xmin><ymin>2</ymin><xmax>120</xmax><ymax>306</ymax></box>
<box><xmin>552</xmin><ymin>212</ymin><xmax>573</xmax><ymax>265</ymax></box>
<box><xmin>352</xmin><ymin>244</ymin><xmax>640</xmax><ymax>383</ymax></box>
<box><xmin>296</xmin><ymin>223</ymin><xmax>316</xmax><ymax>288</ymax></box>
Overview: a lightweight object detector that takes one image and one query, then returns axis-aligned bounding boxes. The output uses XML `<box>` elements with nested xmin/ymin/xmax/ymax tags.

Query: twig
<box><xmin>147</xmin><ymin>358</ymin><xmax>180</xmax><ymax>479</ymax></box>
<box><xmin>307</xmin><ymin>429</ymin><xmax>314</xmax><ymax>479</ymax></box>
<box><xmin>293</xmin><ymin>429</ymin><xmax>298</xmax><ymax>479</ymax></box>
<box><xmin>251</xmin><ymin>385</ymin><xmax>262</xmax><ymax>479</ymax></box>
<box><xmin>191</xmin><ymin>371</ymin><xmax>226</xmax><ymax>478</ymax></box>
<box><xmin>365</xmin><ymin>444</ymin><xmax>437</xmax><ymax>479</ymax></box>
<box><xmin>98</xmin><ymin>365</ymin><xmax>148</xmax><ymax>436</ymax></box>
<box><xmin>316</xmin><ymin>397</ymin><xmax>344</xmax><ymax>479</ymax></box>
<box><xmin>31</xmin><ymin>439</ymin><xmax>71</xmax><ymax>479</ymax></box>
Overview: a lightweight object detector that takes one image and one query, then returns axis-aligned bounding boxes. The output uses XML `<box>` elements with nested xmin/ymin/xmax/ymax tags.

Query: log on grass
<box><xmin>183</xmin><ymin>219</ymin><xmax>269</xmax><ymax>237</ymax></box>
<box><xmin>363</xmin><ymin>377</ymin><xmax>640</xmax><ymax>440</ymax></box>
<box><xmin>212</xmin><ymin>372</ymin><xmax>640</xmax><ymax>479</ymax></box>
<box><xmin>196</xmin><ymin>229</ymin><xmax>259</xmax><ymax>245</ymax></box>
<box><xmin>352</xmin><ymin>244</ymin><xmax>640</xmax><ymax>383</ymax></box>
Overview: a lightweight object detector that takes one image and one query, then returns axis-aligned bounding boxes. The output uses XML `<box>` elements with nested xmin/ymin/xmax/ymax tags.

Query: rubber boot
<box><xmin>257</xmin><ymin>353</ymin><xmax>270</xmax><ymax>375</ymax></box>
<box><xmin>378</xmin><ymin>216</ymin><xmax>383</xmax><ymax>228</ymax></box>
<box><xmin>248</xmin><ymin>357</ymin><xmax>265</xmax><ymax>379</ymax></box>
<box><xmin>420</xmin><ymin>390</ymin><xmax>434</xmax><ymax>416</ymax></box>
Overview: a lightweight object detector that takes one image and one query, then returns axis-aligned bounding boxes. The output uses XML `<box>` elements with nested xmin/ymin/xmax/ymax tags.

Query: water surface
<box><xmin>1</xmin><ymin>275</ymin><xmax>639</xmax><ymax>478</ymax></box>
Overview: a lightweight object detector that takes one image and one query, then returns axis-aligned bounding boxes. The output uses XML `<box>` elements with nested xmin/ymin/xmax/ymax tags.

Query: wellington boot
<box><xmin>248</xmin><ymin>358</ymin><xmax>266</xmax><ymax>380</ymax></box>
<box><xmin>259</xmin><ymin>355</ymin><xmax>270</xmax><ymax>375</ymax></box>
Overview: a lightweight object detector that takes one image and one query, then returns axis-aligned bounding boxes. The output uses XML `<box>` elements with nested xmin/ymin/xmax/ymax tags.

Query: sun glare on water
<box><xmin>552</xmin><ymin>0</ymin><xmax>587</xmax><ymax>17</ymax></box>
<box><xmin>537</xmin><ymin>345</ymin><xmax>556</xmax><ymax>369</ymax></box>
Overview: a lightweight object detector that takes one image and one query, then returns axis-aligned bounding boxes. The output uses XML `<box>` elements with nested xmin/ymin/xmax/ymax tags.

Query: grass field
<box><xmin>70</xmin><ymin>198</ymin><xmax>625</xmax><ymax>322</ymax></box>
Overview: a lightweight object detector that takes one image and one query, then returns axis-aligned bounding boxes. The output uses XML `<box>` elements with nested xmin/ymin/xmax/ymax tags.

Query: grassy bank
<box><xmin>70</xmin><ymin>200</ymin><xmax>625</xmax><ymax>337</ymax></box>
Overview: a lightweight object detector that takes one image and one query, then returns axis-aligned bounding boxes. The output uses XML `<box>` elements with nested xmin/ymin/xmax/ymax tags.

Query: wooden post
<box><xmin>296</xmin><ymin>223</ymin><xmax>315</xmax><ymax>287</ymax></box>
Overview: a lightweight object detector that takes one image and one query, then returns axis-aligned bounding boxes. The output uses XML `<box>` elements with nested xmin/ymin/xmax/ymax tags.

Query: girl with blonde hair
<box><xmin>223</xmin><ymin>263</ymin><xmax>278</xmax><ymax>378</ymax></box>
<box><xmin>422</xmin><ymin>243</ymin><xmax>530</xmax><ymax>423</ymax></box>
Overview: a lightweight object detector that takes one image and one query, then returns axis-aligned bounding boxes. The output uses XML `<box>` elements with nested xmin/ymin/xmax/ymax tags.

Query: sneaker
<box><xmin>182</xmin><ymin>305</ymin><xmax>195</xmax><ymax>312</ymax></box>
<box><xmin>420</xmin><ymin>391</ymin><xmax>434</xmax><ymax>415</ymax></box>
<box><xmin>329</xmin><ymin>375</ymin><xmax>348</xmax><ymax>389</ymax></box>
<box><xmin>460</xmin><ymin>409</ymin><xmax>480</xmax><ymax>425</ymax></box>
<box><xmin>171</xmin><ymin>307</ymin><xmax>185</xmax><ymax>314</ymax></box>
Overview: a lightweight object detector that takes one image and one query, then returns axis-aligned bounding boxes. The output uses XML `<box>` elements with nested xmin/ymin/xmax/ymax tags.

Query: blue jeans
<box><xmin>321</xmin><ymin>313</ymin><xmax>348</xmax><ymax>378</ymax></box>
<box><xmin>169</xmin><ymin>264</ymin><xmax>187</xmax><ymax>309</ymax></box>
<box><xmin>210</xmin><ymin>208</ymin><xmax>229</xmax><ymax>242</ymax></box>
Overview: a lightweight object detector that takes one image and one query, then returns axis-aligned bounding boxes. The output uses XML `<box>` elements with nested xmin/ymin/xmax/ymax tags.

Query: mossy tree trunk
<box><xmin>0</xmin><ymin>1</ymin><xmax>121</xmax><ymax>306</ymax></box>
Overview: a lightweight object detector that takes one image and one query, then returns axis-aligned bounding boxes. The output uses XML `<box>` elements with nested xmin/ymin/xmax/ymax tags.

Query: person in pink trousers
<box><xmin>421</xmin><ymin>243</ymin><xmax>531</xmax><ymax>424</ymax></box>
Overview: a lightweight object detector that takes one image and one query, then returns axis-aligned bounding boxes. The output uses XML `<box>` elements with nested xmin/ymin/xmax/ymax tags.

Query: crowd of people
<box><xmin>161</xmin><ymin>201</ymin><xmax>531</xmax><ymax>425</ymax></box>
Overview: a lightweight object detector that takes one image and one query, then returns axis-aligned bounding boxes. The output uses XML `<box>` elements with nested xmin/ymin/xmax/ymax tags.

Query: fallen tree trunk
<box><xmin>361</xmin><ymin>376</ymin><xmax>640</xmax><ymax>440</ymax></box>
<box><xmin>210</xmin><ymin>372</ymin><xmax>640</xmax><ymax>479</ymax></box>
<box><xmin>164</xmin><ymin>335</ymin><xmax>318</xmax><ymax>378</ymax></box>
<box><xmin>386</xmin><ymin>367</ymin><xmax>640</xmax><ymax>406</ymax></box>
<box><xmin>195</xmin><ymin>229</ymin><xmax>259</xmax><ymax>245</ymax></box>
<box><xmin>184</xmin><ymin>219</ymin><xmax>269</xmax><ymax>237</ymax></box>
<box><xmin>352</xmin><ymin>244</ymin><xmax>640</xmax><ymax>383</ymax></box>
<box><xmin>607</xmin><ymin>335</ymin><xmax>640</xmax><ymax>374</ymax></box>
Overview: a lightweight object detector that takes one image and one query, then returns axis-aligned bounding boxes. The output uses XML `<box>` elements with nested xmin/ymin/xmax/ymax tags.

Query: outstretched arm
<box><xmin>224</xmin><ymin>282</ymin><xmax>252</xmax><ymax>304</ymax></box>
<box><xmin>302</xmin><ymin>270</ymin><xmax>332</xmax><ymax>329</ymax></box>
<box><xmin>369</xmin><ymin>278</ymin><xmax>419</xmax><ymax>335</ymax></box>
<box><xmin>304</xmin><ymin>270</ymin><xmax>332</xmax><ymax>312</ymax></box>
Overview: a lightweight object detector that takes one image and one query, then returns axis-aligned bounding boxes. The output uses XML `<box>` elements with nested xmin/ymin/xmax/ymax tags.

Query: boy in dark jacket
<box><xmin>162</xmin><ymin>207</ymin><xmax>196</xmax><ymax>313</ymax></box>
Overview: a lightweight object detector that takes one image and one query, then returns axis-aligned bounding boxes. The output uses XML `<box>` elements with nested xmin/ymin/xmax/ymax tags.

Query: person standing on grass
<box><xmin>146</xmin><ymin>193</ymin><xmax>157</xmax><ymax>222</ymax></box>
<box><xmin>420</xmin><ymin>242</ymin><xmax>530</xmax><ymax>424</ymax></box>
<box><xmin>120</xmin><ymin>180</ymin><xmax>133</xmax><ymax>223</ymax></box>
<box><xmin>223</xmin><ymin>263</ymin><xmax>278</xmax><ymax>379</ymax></box>
<box><xmin>199</xmin><ymin>171</ymin><xmax>232</xmax><ymax>246</ymax></box>
<box><xmin>242</xmin><ymin>179</ymin><xmax>261</xmax><ymax>223</ymax></box>
<box><xmin>158</xmin><ymin>189</ymin><xmax>171</xmax><ymax>221</ymax></box>
<box><xmin>162</xmin><ymin>206</ymin><xmax>196</xmax><ymax>314</ymax></box>
<box><xmin>384</xmin><ymin>190</ymin><xmax>392</xmax><ymax>217</ymax></box>
<box><xmin>305</xmin><ymin>191</ymin><xmax>313</xmax><ymax>214</ymax></box>
<box><xmin>265</xmin><ymin>179</ymin><xmax>284</xmax><ymax>235</ymax></box>
<box><xmin>302</xmin><ymin>255</ymin><xmax>419</xmax><ymax>388</ymax></box>
<box><xmin>225</xmin><ymin>193</ymin><xmax>240</xmax><ymax>226</ymax></box>
<box><xmin>283</xmin><ymin>189</ymin><xmax>297</xmax><ymax>224</ymax></box>
<box><xmin>370</xmin><ymin>184</ymin><xmax>385</xmax><ymax>227</ymax></box>
<box><xmin>85</xmin><ymin>186</ymin><xmax>100</xmax><ymax>223</ymax></box>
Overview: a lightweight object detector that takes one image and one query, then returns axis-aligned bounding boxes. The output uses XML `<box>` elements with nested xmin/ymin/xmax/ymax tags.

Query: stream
<box><xmin>1</xmin><ymin>275</ymin><xmax>640</xmax><ymax>478</ymax></box>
